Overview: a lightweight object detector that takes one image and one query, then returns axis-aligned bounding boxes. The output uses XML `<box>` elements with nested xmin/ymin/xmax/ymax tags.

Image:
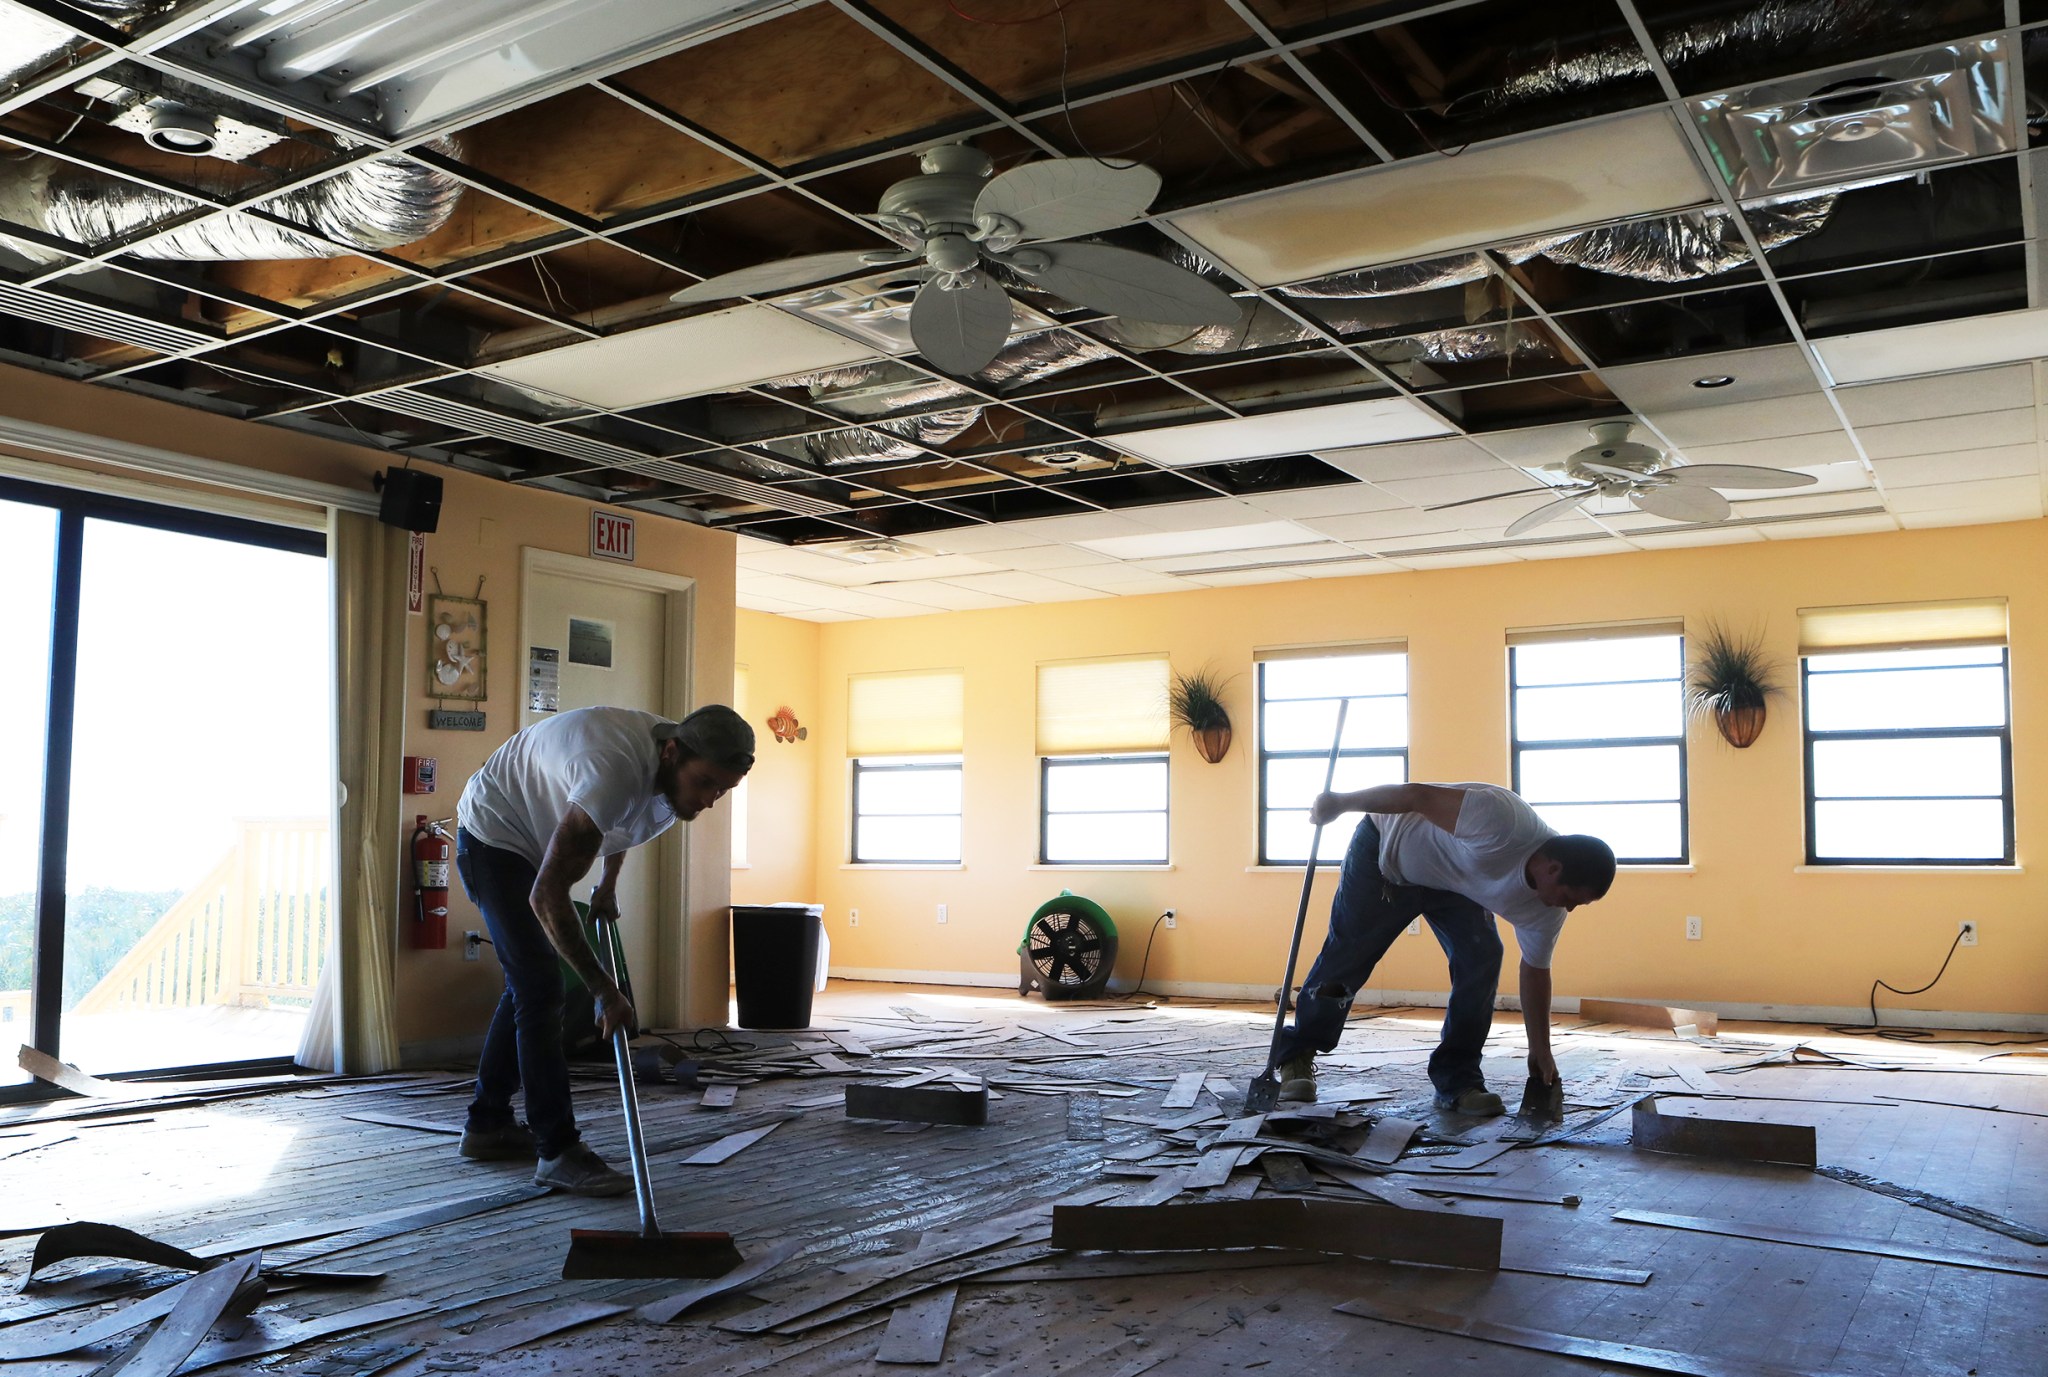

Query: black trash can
<box><xmin>731</xmin><ymin>903</ymin><xmax>824</xmax><ymax>1029</ymax></box>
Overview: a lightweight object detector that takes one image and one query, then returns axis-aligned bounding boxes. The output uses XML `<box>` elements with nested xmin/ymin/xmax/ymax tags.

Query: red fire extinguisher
<box><xmin>411</xmin><ymin>815</ymin><xmax>452</xmax><ymax>950</ymax></box>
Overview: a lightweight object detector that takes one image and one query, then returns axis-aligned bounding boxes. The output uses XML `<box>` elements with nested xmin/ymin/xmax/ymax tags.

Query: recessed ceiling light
<box><xmin>1692</xmin><ymin>375</ymin><xmax>1736</xmax><ymax>389</ymax></box>
<box><xmin>1169</xmin><ymin>109</ymin><xmax>1711</xmax><ymax>287</ymax></box>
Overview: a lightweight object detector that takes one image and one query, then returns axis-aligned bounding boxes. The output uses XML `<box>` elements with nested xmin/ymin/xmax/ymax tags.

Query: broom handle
<box><xmin>1263</xmin><ymin>697</ymin><xmax>1349</xmax><ymax>1067</ymax></box>
<box><xmin>597</xmin><ymin>917</ymin><xmax>661</xmax><ymax>1239</ymax></box>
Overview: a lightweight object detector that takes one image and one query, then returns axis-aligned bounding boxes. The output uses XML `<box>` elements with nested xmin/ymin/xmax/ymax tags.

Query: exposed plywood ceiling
<box><xmin>0</xmin><ymin>0</ymin><xmax>2041</xmax><ymax>621</ymax></box>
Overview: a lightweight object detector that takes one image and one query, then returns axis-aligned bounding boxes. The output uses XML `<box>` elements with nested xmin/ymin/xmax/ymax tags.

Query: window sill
<box><xmin>840</xmin><ymin>863</ymin><xmax>966</xmax><ymax>871</ymax></box>
<box><xmin>1028</xmin><ymin>864</ymin><xmax>1174</xmax><ymax>872</ymax></box>
<box><xmin>1620</xmin><ymin>864</ymin><xmax>1695</xmax><ymax>873</ymax></box>
<box><xmin>1793</xmin><ymin>864</ymin><xmax>2023</xmax><ymax>874</ymax></box>
<box><xmin>1246</xmin><ymin>864</ymin><xmax>1328</xmax><ymax>872</ymax></box>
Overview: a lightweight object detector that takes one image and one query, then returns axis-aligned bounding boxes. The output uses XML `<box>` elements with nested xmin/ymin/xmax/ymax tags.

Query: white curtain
<box><xmin>298</xmin><ymin>509</ymin><xmax>404</xmax><ymax>1072</ymax></box>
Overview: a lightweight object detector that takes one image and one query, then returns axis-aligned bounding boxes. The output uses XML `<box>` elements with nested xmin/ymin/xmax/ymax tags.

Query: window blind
<box><xmin>1798</xmin><ymin>598</ymin><xmax>2008</xmax><ymax>655</ymax></box>
<box><xmin>1036</xmin><ymin>655</ymin><xmax>1169</xmax><ymax>754</ymax></box>
<box><xmin>847</xmin><ymin>669</ymin><xmax>964</xmax><ymax>755</ymax></box>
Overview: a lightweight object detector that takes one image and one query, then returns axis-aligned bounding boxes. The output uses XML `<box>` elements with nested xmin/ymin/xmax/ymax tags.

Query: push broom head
<box><xmin>562</xmin><ymin>1228</ymin><xmax>742</xmax><ymax>1280</ymax></box>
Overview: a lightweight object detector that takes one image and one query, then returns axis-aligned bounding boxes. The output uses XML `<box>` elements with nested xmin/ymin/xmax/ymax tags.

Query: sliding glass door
<box><xmin>2</xmin><ymin>478</ymin><xmax>332</xmax><ymax>1090</ymax></box>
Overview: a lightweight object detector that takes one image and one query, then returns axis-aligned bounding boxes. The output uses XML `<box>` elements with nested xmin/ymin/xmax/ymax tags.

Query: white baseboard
<box><xmin>830</xmin><ymin>970</ymin><xmax>2047</xmax><ymax>1034</ymax></box>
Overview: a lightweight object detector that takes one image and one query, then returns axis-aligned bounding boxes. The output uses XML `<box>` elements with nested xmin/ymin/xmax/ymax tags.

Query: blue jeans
<box><xmin>1274</xmin><ymin>819</ymin><xmax>1504</xmax><ymax>1096</ymax></box>
<box><xmin>457</xmin><ymin>831</ymin><xmax>582</xmax><ymax>1159</ymax></box>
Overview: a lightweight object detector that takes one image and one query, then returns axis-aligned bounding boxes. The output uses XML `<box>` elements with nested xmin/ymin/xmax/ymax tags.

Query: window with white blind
<box><xmin>1800</xmin><ymin>600</ymin><xmax>2013</xmax><ymax>865</ymax></box>
<box><xmin>848</xmin><ymin>669</ymin><xmax>964</xmax><ymax>864</ymax></box>
<box><xmin>1510</xmin><ymin>626</ymin><xmax>1686</xmax><ymax>864</ymax></box>
<box><xmin>1257</xmin><ymin>646</ymin><xmax>1408</xmax><ymax>865</ymax></box>
<box><xmin>1038</xmin><ymin>656</ymin><xmax>1169</xmax><ymax>865</ymax></box>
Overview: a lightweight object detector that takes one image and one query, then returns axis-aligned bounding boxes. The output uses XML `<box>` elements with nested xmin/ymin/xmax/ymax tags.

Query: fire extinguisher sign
<box><xmin>591</xmin><ymin>510</ymin><xmax>635</xmax><ymax>563</ymax></box>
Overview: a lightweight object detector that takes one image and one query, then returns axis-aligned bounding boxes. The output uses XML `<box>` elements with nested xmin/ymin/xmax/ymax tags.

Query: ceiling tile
<box><xmin>1647</xmin><ymin>394</ymin><xmax>1845</xmax><ymax>447</ymax></box>
<box><xmin>781</xmin><ymin>608</ymin><xmax>865</xmax><ymax>622</ymax></box>
<box><xmin>1116</xmin><ymin>498</ymin><xmax>1294</xmax><ymax>533</ymax></box>
<box><xmin>1041</xmin><ymin>564</ymin><xmax>1195</xmax><ymax>591</ymax></box>
<box><xmin>1886</xmin><ymin>476</ymin><xmax>2046</xmax><ymax>515</ymax></box>
<box><xmin>1600</xmin><ymin>346</ymin><xmax>1820</xmax><ymax>415</ymax></box>
<box><xmin>1856</xmin><ymin>409</ymin><xmax>2038</xmax><ymax>460</ymax></box>
<box><xmin>993</xmin><ymin>544</ymin><xmax>1118</xmax><ymax>571</ymax></box>
<box><xmin>1373</xmin><ymin>469</ymin><xmax>1547</xmax><ymax>510</ymax></box>
<box><xmin>1239</xmin><ymin>483</ymin><xmax>1409</xmax><ymax>518</ymax></box>
<box><xmin>1294</xmin><ymin>557</ymin><xmax>1400</xmax><ymax>579</ymax></box>
<box><xmin>1171</xmin><ymin>110</ymin><xmax>1711</xmax><ymax>287</ymax></box>
<box><xmin>1296</xmin><ymin>506</ymin><xmax>1467</xmax><ymax>542</ymax></box>
<box><xmin>1872</xmin><ymin>444</ymin><xmax>2041</xmax><ymax>489</ymax></box>
<box><xmin>1672</xmin><ymin>432</ymin><xmax>1862</xmax><ymax>470</ymax></box>
<box><xmin>1379</xmin><ymin>547</ymin><xmax>1525</xmax><ymax>569</ymax></box>
<box><xmin>1834</xmin><ymin>365</ymin><xmax>2036</xmax><ymax>427</ymax></box>
<box><xmin>478</xmin><ymin>306</ymin><xmax>880</xmax><ymax>408</ymax></box>
<box><xmin>1318</xmin><ymin>436</ymin><xmax>1510</xmax><ymax>481</ymax></box>
<box><xmin>1620</xmin><ymin>525</ymin><xmax>1767</xmax><ymax>548</ymax></box>
<box><xmin>944</xmin><ymin>571</ymin><xmax>1108</xmax><ymax>602</ymax></box>
<box><xmin>1180</xmin><ymin>568</ymin><xmax>1307</xmax><ymax>587</ymax></box>
<box><xmin>1813</xmin><ymin>306</ymin><xmax>2048</xmax><ymax>385</ymax></box>
<box><xmin>961</xmin><ymin>511</ymin><xmax>1156</xmax><ymax>543</ymax></box>
<box><xmin>1468</xmin><ymin>422</ymin><xmax>1622</xmax><ymax>469</ymax></box>
<box><xmin>1114</xmin><ymin>397</ymin><xmax>1455</xmax><ymax>466</ymax></box>
<box><xmin>800</xmin><ymin>553</ymin><xmax>1002</xmax><ymax>586</ymax></box>
<box><xmin>1078</xmin><ymin>520</ymin><xmax>1321</xmax><ymax>560</ymax></box>
<box><xmin>858</xmin><ymin>581</ymin><xmax>1026</xmax><ymax>611</ymax></box>
<box><xmin>1142</xmin><ymin>541</ymin><xmax>1353</xmax><ymax>574</ymax></box>
<box><xmin>919</xmin><ymin>524</ymin><xmax>1076</xmax><ymax>555</ymax></box>
<box><xmin>1752</xmin><ymin>515</ymin><xmax>1901</xmax><ymax>540</ymax></box>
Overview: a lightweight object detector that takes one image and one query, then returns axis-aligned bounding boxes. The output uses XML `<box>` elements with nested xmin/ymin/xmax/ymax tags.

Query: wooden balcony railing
<box><xmin>73</xmin><ymin>819</ymin><xmax>331</xmax><ymax>1015</ymax></box>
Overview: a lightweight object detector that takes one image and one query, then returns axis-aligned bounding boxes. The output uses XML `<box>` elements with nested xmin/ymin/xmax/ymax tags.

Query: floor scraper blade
<box><xmin>562</xmin><ymin>1229</ymin><xmax>742</xmax><ymax>1280</ymax></box>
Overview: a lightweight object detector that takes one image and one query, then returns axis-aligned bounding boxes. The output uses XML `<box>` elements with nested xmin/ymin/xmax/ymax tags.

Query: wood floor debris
<box><xmin>3</xmin><ymin>984</ymin><xmax>2044</xmax><ymax>1375</ymax></box>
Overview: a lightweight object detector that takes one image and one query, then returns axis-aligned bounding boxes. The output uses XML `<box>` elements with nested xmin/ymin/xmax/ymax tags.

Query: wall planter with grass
<box><xmin>1170</xmin><ymin>666</ymin><xmax>1235</xmax><ymax>764</ymax></box>
<box><xmin>1687</xmin><ymin>621</ymin><xmax>1782</xmax><ymax>748</ymax></box>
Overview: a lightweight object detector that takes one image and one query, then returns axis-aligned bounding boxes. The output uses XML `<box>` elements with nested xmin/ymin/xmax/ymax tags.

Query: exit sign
<box><xmin>591</xmin><ymin>510</ymin><xmax>635</xmax><ymax>563</ymax></box>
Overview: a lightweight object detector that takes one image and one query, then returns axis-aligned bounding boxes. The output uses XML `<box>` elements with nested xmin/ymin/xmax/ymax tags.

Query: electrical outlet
<box><xmin>1686</xmin><ymin>915</ymin><xmax>1702</xmax><ymax>941</ymax></box>
<box><xmin>1405</xmin><ymin>919</ymin><xmax>1421</xmax><ymax>936</ymax></box>
<box><xmin>463</xmin><ymin>930</ymin><xmax>482</xmax><ymax>962</ymax></box>
<box><xmin>1164</xmin><ymin>909</ymin><xmax>1177</xmax><ymax>929</ymax></box>
<box><xmin>848</xmin><ymin>908</ymin><xmax>859</xmax><ymax>928</ymax></box>
<box><xmin>1959</xmin><ymin>920</ymin><xmax>1978</xmax><ymax>947</ymax></box>
<box><xmin>936</xmin><ymin>903</ymin><xmax>948</xmax><ymax>924</ymax></box>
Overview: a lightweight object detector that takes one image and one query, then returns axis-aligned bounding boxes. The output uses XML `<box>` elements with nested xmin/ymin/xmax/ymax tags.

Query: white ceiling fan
<box><xmin>668</xmin><ymin>143</ymin><xmax>1242</xmax><ymax>376</ymax></box>
<box><xmin>1431</xmin><ymin>421</ymin><xmax>1820</xmax><ymax>535</ymax></box>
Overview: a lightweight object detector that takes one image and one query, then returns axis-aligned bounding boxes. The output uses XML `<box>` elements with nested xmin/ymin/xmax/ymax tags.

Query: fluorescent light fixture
<box><xmin>478</xmin><ymin>304</ymin><xmax>879</xmax><ymax>409</ymax></box>
<box><xmin>1113</xmin><ymin>396</ymin><xmax>1455</xmax><ymax>467</ymax></box>
<box><xmin>206</xmin><ymin>0</ymin><xmax>796</xmax><ymax>136</ymax></box>
<box><xmin>1076</xmin><ymin>520</ymin><xmax>1320</xmax><ymax>560</ymax></box>
<box><xmin>1170</xmin><ymin>109</ymin><xmax>1711</xmax><ymax>287</ymax></box>
<box><xmin>1691</xmin><ymin>39</ymin><xmax>2015</xmax><ymax>200</ymax></box>
<box><xmin>1812</xmin><ymin>305</ymin><xmax>2048</xmax><ymax>385</ymax></box>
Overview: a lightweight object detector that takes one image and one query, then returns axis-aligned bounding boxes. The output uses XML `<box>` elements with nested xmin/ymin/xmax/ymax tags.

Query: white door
<box><xmin>523</xmin><ymin>566</ymin><xmax>670</xmax><ymax>1005</ymax></box>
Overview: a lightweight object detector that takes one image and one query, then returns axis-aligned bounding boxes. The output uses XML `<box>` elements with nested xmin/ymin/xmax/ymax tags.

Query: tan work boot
<box><xmin>534</xmin><ymin>1142</ymin><xmax>631</xmax><ymax>1196</ymax></box>
<box><xmin>1433</xmin><ymin>1086</ymin><xmax>1505</xmax><ymax>1116</ymax></box>
<box><xmin>1277</xmin><ymin>1054</ymin><xmax>1318</xmax><ymax>1104</ymax></box>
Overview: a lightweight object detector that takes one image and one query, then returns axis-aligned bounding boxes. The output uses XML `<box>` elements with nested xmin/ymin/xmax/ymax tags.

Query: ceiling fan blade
<box><xmin>1425</xmin><ymin>484</ymin><xmax>1581</xmax><ymax>512</ymax></box>
<box><xmin>908</xmin><ymin>273</ymin><xmax>1016</xmax><ymax>375</ymax></box>
<box><xmin>1022</xmin><ymin>242</ymin><xmax>1241</xmax><ymax>327</ymax></box>
<box><xmin>1505</xmin><ymin>492</ymin><xmax>1592</xmax><ymax>536</ymax></box>
<box><xmin>1661</xmin><ymin>462</ymin><xmax>1818</xmax><ymax>490</ymax></box>
<box><xmin>669</xmin><ymin>249</ymin><xmax>909</xmax><ymax>305</ymax></box>
<box><xmin>974</xmin><ymin>158</ymin><xmax>1160</xmax><ymax>241</ymax></box>
<box><xmin>1632</xmin><ymin>483</ymin><xmax>1731</xmax><ymax>523</ymax></box>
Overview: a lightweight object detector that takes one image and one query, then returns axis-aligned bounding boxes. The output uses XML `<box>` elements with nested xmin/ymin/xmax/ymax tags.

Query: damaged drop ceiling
<box><xmin>0</xmin><ymin>0</ymin><xmax>2041</xmax><ymax>620</ymax></box>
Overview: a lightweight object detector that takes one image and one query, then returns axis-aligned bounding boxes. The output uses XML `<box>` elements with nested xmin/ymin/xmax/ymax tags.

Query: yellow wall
<box><xmin>732</xmin><ymin>609</ymin><xmax>820</xmax><ymax>907</ymax></box>
<box><xmin>0</xmin><ymin>363</ymin><xmax>739</xmax><ymax>1050</ymax></box>
<box><xmin>742</xmin><ymin>520</ymin><xmax>2047</xmax><ymax>1025</ymax></box>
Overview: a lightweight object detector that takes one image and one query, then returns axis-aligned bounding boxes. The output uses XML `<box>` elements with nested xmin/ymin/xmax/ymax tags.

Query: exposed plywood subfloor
<box><xmin>3</xmin><ymin>983</ymin><xmax>2044</xmax><ymax>1376</ymax></box>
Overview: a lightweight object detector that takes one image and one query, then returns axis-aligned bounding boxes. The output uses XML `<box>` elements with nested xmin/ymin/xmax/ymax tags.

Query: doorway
<box><xmin>519</xmin><ymin>548</ymin><xmax>695</xmax><ymax>1024</ymax></box>
<box><xmin>1</xmin><ymin>476</ymin><xmax>332</xmax><ymax>1092</ymax></box>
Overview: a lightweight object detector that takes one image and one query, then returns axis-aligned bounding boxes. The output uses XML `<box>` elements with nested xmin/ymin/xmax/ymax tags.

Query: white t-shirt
<box><xmin>457</xmin><ymin>707</ymin><xmax>677</xmax><ymax>867</ymax></box>
<box><xmin>1371</xmin><ymin>783</ymin><xmax>1567</xmax><ymax>968</ymax></box>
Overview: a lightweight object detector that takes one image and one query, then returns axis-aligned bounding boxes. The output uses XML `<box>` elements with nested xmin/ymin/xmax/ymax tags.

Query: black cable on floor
<box><xmin>1120</xmin><ymin>910</ymin><xmax>1172</xmax><ymax>1001</ymax></box>
<box><xmin>1825</xmin><ymin>927</ymin><xmax>2042</xmax><ymax>1047</ymax></box>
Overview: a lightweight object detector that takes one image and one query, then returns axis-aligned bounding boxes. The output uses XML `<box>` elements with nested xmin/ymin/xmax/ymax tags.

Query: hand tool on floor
<box><xmin>1245</xmin><ymin>699</ymin><xmax>1349</xmax><ymax>1114</ymax></box>
<box><xmin>562</xmin><ymin>915</ymin><xmax>743</xmax><ymax>1280</ymax></box>
<box><xmin>1518</xmin><ymin>1073</ymin><xmax>1564</xmax><ymax>1122</ymax></box>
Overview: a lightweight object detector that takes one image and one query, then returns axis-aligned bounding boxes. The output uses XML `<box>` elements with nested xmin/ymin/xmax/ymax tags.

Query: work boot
<box><xmin>1277</xmin><ymin>1054</ymin><xmax>1318</xmax><ymax>1104</ymax></box>
<box><xmin>534</xmin><ymin>1142</ymin><xmax>632</xmax><ymax>1197</ymax></box>
<box><xmin>458</xmin><ymin>1120</ymin><xmax>537</xmax><ymax>1162</ymax></box>
<box><xmin>1433</xmin><ymin>1086</ymin><xmax>1505</xmax><ymax>1117</ymax></box>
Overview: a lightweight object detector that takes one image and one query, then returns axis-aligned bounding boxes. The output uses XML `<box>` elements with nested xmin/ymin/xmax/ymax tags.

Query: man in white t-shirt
<box><xmin>1271</xmin><ymin>782</ymin><xmax>1615</xmax><ymax>1113</ymax></box>
<box><xmin>453</xmin><ymin>704</ymin><xmax>754</xmax><ymax>1195</ymax></box>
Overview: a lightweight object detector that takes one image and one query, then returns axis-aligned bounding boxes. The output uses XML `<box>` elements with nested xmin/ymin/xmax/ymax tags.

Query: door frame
<box><xmin>520</xmin><ymin>547</ymin><xmax>697</xmax><ymax>1025</ymax></box>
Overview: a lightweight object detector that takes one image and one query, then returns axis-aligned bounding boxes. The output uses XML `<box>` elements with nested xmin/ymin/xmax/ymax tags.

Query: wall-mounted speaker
<box><xmin>376</xmin><ymin>467</ymin><xmax>442</xmax><ymax>533</ymax></box>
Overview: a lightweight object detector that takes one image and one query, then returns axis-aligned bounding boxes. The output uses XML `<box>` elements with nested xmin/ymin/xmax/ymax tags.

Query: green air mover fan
<box><xmin>1017</xmin><ymin>891</ymin><xmax>1118</xmax><ymax>1001</ymax></box>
